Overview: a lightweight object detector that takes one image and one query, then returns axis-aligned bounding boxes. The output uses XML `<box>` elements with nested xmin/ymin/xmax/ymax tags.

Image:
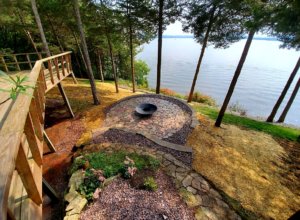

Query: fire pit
<box><xmin>135</xmin><ymin>103</ymin><xmax>157</xmax><ymax>116</ymax></box>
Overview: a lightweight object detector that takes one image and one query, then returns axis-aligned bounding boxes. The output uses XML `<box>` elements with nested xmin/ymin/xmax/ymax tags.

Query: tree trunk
<box><xmin>99</xmin><ymin>1</ymin><xmax>118</xmax><ymax>92</ymax></box>
<box><xmin>129</xmin><ymin>18</ymin><xmax>136</xmax><ymax>93</ymax></box>
<box><xmin>98</xmin><ymin>51</ymin><xmax>104</xmax><ymax>82</ymax></box>
<box><xmin>72</xmin><ymin>32</ymin><xmax>88</xmax><ymax>71</ymax></box>
<box><xmin>103</xmin><ymin>21</ymin><xmax>118</xmax><ymax>93</ymax></box>
<box><xmin>215</xmin><ymin>30</ymin><xmax>255</xmax><ymax>127</ymax></box>
<box><xmin>74</xmin><ymin>51</ymin><xmax>84</xmax><ymax>78</ymax></box>
<box><xmin>73</xmin><ymin>0</ymin><xmax>100</xmax><ymax>105</ymax></box>
<box><xmin>31</xmin><ymin>0</ymin><xmax>51</xmax><ymax>57</ymax></box>
<box><xmin>15</xmin><ymin>10</ymin><xmax>41</xmax><ymax>57</ymax></box>
<box><xmin>277</xmin><ymin>76</ymin><xmax>300</xmax><ymax>123</ymax></box>
<box><xmin>266</xmin><ymin>56</ymin><xmax>300</xmax><ymax>122</ymax></box>
<box><xmin>46</xmin><ymin>14</ymin><xmax>64</xmax><ymax>52</ymax></box>
<box><xmin>187</xmin><ymin>5</ymin><xmax>216</xmax><ymax>103</ymax></box>
<box><xmin>156</xmin><ymin>0</ymin><xmax>163</xmax><ymax>94</ymax></box>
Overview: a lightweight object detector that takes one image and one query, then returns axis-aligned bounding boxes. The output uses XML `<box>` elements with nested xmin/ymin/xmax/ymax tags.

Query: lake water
<box><xmin>137</xmin><ymin>38</ymin><xmax>300</xmax><ymax>127</ymax></box>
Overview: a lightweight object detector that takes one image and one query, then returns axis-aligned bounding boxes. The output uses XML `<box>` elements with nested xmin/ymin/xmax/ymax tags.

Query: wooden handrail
<box><xmin>0</xmin><ymin>52</ymin><xmax>47</xmax><ymax>72</ymax></box>
<box><xmin>0</xmin><ymin>51</ymin><xmax>74</xmax><ymax>220</ymax></box>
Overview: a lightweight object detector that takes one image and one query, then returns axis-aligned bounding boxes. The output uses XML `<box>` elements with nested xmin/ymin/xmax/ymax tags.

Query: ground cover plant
<box><xmin>70</xmin><ymin>150</ymin><xmax>160</xmax><ymax>202</ymax></box>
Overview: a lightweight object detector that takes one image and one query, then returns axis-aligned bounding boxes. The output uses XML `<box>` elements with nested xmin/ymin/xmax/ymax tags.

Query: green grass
<box><xmin>193</xmin><ymin>105</ymin><xmax>300</xmax><ymax>142</ymax></box>
<box><xmin>72</xmin><ymin>150</ymin><xmax>160</xmax><ymax>178</ymax></box>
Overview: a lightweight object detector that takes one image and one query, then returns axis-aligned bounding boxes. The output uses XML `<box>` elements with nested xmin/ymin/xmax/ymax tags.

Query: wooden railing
<box><xmin>0</xmin><ymin>52</ymin><xmax>47</xmax><ymax>72</ymax></box>
<box><xmin>0</xmin><ymin>51</ymin><xmax>75</xmax><ymax>220</ymax></box>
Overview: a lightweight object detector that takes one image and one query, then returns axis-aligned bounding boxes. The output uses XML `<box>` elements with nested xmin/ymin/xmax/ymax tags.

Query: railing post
<box><xmin>1</xmin><ymin>56</ymin><xmax>9</xmax><ymax>72</ymax></box>
<box><xmin>54</xmin><ymin>57</ymin><xmax>60</xmax><ymax>80</ymax></box>
<box><xmin>13</xmin><ymin>55</ymin><xmax>21</xmax><ymax>71</ymax></box>
<box><xmin>26</xmin><ymin>54</ymin><xmax>33</xmax><ymax>69</ymax></box>
<box><xmin>47</xmin><ymin>60</ymin><xmax>55</xmax><ymax>84</ymax></box>
<box><xmin>61</xmin><ymin>56</ymin><xmax>66</xmax><ymax>76</ymax></box>
<box><xmin>40</xmin><ymin>67</ymin><xmax>47</xmax><ymax>91</ymax></box>
<box><xmin>15</xmin><ymin>138</ymin><xmax>42</xmax><ymax>205</ymax></box>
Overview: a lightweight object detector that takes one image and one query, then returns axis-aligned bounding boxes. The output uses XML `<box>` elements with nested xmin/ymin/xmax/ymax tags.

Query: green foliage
<box><xmin>79</xmin><ymin>169</ymin><xmax>100</xmax><ymax>201</ymax></box>
<box><xmin>194</xmin><ymin>105</ymin><xmax>300</xmax><ymax>142</ymax></box>
<box><xmin>187</xmin><ymin>91</ymin><xmax>216</xmax><ymax>106</ymax></box>
<box><xmin>0</xmin><ymin>72</ymin><xmax>34</xmax><ymax>104</ymax></box>
<box><xmin>182</xmin><ymin>0</ymin><xmax>245</xmax><ymax>48</ymax></box>
<box><xmin>69</xmin><ymin>157</ymin><xmax>87</xmax><ymax>174</ymax></box>
<box><xmin>134</xmin><ymin>60</ymin><xmax>149</xmax><ymax>87</ymax></box>
<box><xmin>78</xmin><ymin>151</ymin><xmax>160</xmax><ymax>178</ymax></box>
<box><xmin>143</xmin><ymin>176</ymin><xmax>158</xmax><ymax>191</ymax></box>
<box><xmin>270</xmin><ymin>0</ymin><xmax>300</xmax><ymax>50</ymax></box>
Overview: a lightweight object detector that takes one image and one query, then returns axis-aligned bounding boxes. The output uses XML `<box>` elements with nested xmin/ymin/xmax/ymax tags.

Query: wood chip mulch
<box><xmin>80</xmin><ymin>170</ymin><xmax>195</xmax><ymax>220</ymax></box>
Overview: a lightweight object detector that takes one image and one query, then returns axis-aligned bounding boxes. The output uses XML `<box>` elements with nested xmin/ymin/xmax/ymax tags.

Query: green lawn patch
<box><xmin>193</xmin><ymin>105</ymin><xmax>300</xmax><ymax>142</ymax></box>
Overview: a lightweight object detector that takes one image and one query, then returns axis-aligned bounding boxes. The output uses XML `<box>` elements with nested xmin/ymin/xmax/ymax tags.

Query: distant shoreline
<box><xmin>162</xmin><ymin>35</ymin><xmax>278</xmax><ymax>41</ymax></box>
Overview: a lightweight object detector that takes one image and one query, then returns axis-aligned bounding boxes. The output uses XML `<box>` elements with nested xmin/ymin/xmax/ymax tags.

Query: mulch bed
<box><xmin>80</xmin><ymin>170</ymin><xmax>195</xmax><ymax>220</ymax></box>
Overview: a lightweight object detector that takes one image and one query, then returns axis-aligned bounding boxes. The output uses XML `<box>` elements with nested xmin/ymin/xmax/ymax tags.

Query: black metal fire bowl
<box><xmin>135</xmin><ymin>103</ymin><xmax>157</xmax><ymax>117</ymax></box>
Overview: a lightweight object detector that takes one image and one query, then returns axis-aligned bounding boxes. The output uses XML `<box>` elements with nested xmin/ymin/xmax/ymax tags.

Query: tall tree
<box><xmin>117</xmin><ymin>0</ymin><xmax>156</xmax><ymax>92</ymax></box>
<box><xmin>215</xmin><ymin>0</ymin><xmax>271</xmax><ymax>127</ymax></box>
<box><xmin>98</xmin><ymin>0</ymin><xmax>120</xmax><ymax>93</ymax></box>
<box><xmin>277</xmin><ymin>76</ymin><xmax>300</xmax><ymax>123</ymax></box>
<box><xmin>266</xmin><ymin>0</ymin><xmax>300</xmax><ymax>122</ymax></box>
<box><xmin>183</xmin><ymin>0</ymin><xmax>245</xmax><ymax>103</ymax></box>
<box><xmin>73</xmin><ymin>0</ymin><xmax>100</xmax><ymax>104</ymax></box>
<box><xmin>151</xmin><ymin>0</ymin><xmax>183</xmax><ymax>94</ymax></box>
<box><xmin>266</xmin><ymin>57</ymin><xmax>300</xmax><ymax>122</ymax></box>
<box><xmin>31</xmin><ymin>0</ymin><xmax>51</xmax><ymax>56</ymax></box>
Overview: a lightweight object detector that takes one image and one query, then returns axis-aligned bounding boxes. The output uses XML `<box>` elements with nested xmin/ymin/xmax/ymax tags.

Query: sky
<box><xmin>163</xmin><ymin>21</ymin><xmax>191</xmax><ymax>36</ymax></box>
<box><xmin>163</xmin><ymin>21</ymin><xmax>268</xmax><ymax>38</ymax></box>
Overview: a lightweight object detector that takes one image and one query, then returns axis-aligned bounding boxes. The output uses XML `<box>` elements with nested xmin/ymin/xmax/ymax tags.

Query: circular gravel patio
<box><xmin>104</xmin><ymin>94</ymin><xmax>195</xmax><ymax>144</ymax></box>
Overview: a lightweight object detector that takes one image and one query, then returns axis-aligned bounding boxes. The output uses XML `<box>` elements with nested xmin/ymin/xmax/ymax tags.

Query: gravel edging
<box><xmin>92</xmin><ymin>128</ymin><xmax>193</xmax><ymax>166</ymax></box>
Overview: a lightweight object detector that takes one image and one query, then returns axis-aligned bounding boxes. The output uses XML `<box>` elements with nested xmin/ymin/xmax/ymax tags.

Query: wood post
<box><xmin>1</xmin><ymin>56</ymin><xmax>8</xmax><ymax>72</ymax></box>
<box><xmin>24</xmin><ymin>115</ymin><xmax>43</xmax><ymax>166</ymax></box>
<box><xmin>57</xmin><ymin>83</ymin><xmax>74</xmax><ymax>118</ymax></box>
<box><xmin>26</xmin><ymin>54</ymin><xmax>33</xmax><ymax>69</ymax></box>
<box><xmin>42</xmin><ymin>178</ymin><xmax>59</xmax><ymax>202</ymax></box>
<box><xmin>66</xmin><ymin>54</ymin><xmax>78</xmax><ymax>84</ymax></box>
<box><xmin>61</xmin><ymin>56</ymin><xmax>66</xmax><ymax>76</ymax></box>
<box><xmin>43</xmin><ymin>131</ymin><xmax>56</xmax><ymax>153</ymax></box>
<box><xmin>13</xmin><ymin>55</ymin><xmax>21</xmax><ymax>71</ymax></box>
<box><xmin>16</xmin><ymin>141</ymin><xmax>42</xmax><ymax>205</ymax></box>
<box><xmin>54</xmin><ymin>57</ymin><xmax>60</xmax><ymax>80</ymax></box>
<box><xmin>47</xmin><ymin>60</ymin><xmax>54</xmax><ymax>84</ymax></box>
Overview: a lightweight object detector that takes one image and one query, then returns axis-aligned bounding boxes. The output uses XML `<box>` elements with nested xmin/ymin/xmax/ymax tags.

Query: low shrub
<box><xmin>79</xmin><ymin>169</ymin><xmax>101</xmax><ymax>201</ymax></box>
<box><xmin>120</xmin><ymin>156</ymin><xmax>137</xmax><ymax>179</ymax></box>
<box><xmin>69</xmin><ymin>157</ymin><xmax>87</xmax><ymax>174</ymax></box>
<box><xmin>228</xmin><ymin>101</ymin><xmax>247</xmax><ymax>116</ymax></box>
<box><xmin>143</xmin><ymin>176</ymin><xmax>158</xmax><ymax>191</ymax></box>
<box><xmin>160</xmin><ymin>88</ymin><xmax>177</xmax><ymax>97</ymax></box>
<box><xmin>187</xmin><ymin>91</ymin><xmax>216</xmax><ymax>106</ymax></box>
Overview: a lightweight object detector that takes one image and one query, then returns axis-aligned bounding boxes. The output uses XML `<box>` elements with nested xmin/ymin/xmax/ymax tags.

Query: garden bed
<box><xmin>80</xmin><ymin>170</ymin><xmax>195</xmax><ymax>220</ymax></box>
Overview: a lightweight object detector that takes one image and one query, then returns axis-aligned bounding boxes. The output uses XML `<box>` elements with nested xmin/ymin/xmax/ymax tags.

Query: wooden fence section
<box><xmin>0</xmin><ymin>52</ymin><xmax>47</xmax><ymax>72</ymax></box>
<box><xmin>0</xmin><ymin>52</ymin><xmax>76</xmax><ymax>220</ymax></box>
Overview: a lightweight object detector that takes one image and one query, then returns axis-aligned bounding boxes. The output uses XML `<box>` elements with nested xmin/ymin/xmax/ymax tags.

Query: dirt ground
<box><xmin>43</xmin><ymin>80</ymin><xmax>140</xmax><ymax>219</ymax></box>
<box><xmin>187</xmin><ymin>114</ymin><xmax>300</xmax><ymax>220</ymax></box>
<box><xmin>43</xmin><ymin>79</ymin><xmax>300</xmax><ymax>220</ymax></box>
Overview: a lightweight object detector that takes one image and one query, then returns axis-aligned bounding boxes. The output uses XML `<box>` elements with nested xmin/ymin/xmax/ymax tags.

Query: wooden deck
<box><xmin>0</xmin><ymin>52</ymin><xmax>76</xmax><ymax>220</ymax></box>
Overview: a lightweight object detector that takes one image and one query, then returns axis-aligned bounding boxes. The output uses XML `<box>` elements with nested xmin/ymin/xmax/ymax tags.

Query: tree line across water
<box><xmin>0</xmin><ymin>0</ymin><xmax>299</xmax><ymax>127</ymax></box>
